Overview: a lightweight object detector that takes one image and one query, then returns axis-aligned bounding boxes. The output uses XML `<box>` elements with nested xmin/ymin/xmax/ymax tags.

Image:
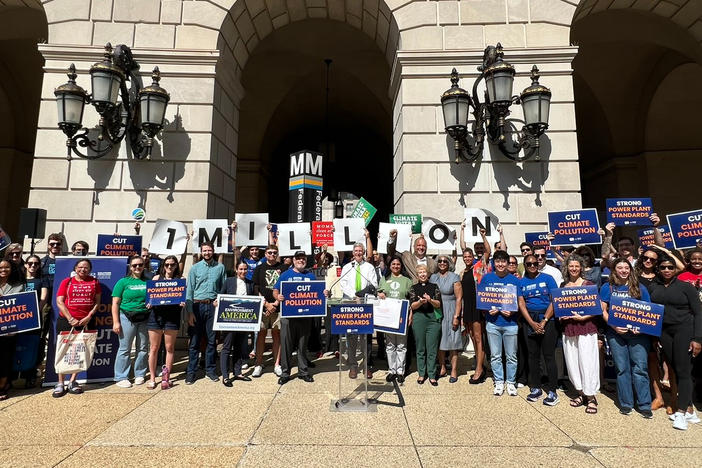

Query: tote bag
<box><xmin>54</xmin><ymin>328</ymin><xmax>97</xmax><ymax>374</ymax></box>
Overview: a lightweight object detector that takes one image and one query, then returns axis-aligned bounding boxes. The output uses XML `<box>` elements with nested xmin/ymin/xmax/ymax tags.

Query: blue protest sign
<box><xmin>97</xmin><ymin>234</ymin><xmax>142</xmax><ymax>257</ymax></box>
<box><xmin>524</xmin><ymin>232</ymin><xmax>555</xmax><ymax>260</ymax></box>
<box><xmin>548</xmin><ymin>209</ymin><xmax>601</xmax><ymax>246</ymax></box>
<box><xmin>372</xmin><ymin>299</ymin><xmax>408</xmax><ymax>336</ymax></box>
<box><xmin>45</xmin><ymin>256</ymin><xmax>127</xmax><ymax>386</ymax></box>
<box><xmin>146</xmin><ymin>279</ymin><xmax>186</xmax><ymax>306</ymax></box>
<box><xmin>667</xmin><ymin>209</ymin><xmax>702</xmax><ymax>249</ymax></box>
<box><xmin>213</xmin><ymin>295</ymin><xmax>263</xmax><ymax>332</ymax></box>
<box><xmin>476</xmin><ymin>283</ymin><xmax>518</xmax><ymax>312</ymax></box>
<box><xmin>281</xmin><ymin>280</ymin><xmax>326</xmax><ymax>318</ymax></box>
<box><xmin>608</xmin><ymin>295</ymin><xmax>664</xmax><ymax>337</ymax></box>
<box><xmin>605</xmin><ymin>198</ymin><xmax>652</xmax><ymax>226</ymax></box>
<box><xmin>0</xmin><ymin>291</ymin><xmax>40</xmax><ymax>335</ymax></box>
<box><xmin>638</xmin><ymin>225</ymin><xmax>674</xmax><ymax>250</ymax></box>
<box><xmin>551</xmin><ymin>285</ymin><xmax>602</xmax><ymax>318</ymax></box>
<box><xmin>331</xmin><ymin>303</ymin><xmax>374</xmax><ymax>334</ymax></box>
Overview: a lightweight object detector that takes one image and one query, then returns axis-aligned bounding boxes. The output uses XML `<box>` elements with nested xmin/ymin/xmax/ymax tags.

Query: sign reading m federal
<box><xmin>288</xmin><ymin>150</ymin><xmax>323</xmax><ymax>226</ymax></box>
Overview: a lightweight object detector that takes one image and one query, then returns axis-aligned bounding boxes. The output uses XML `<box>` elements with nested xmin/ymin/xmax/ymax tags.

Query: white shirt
<box><xmin>539</xmin><ymin>264</ymin><xmax>564</xmax><ymax>286</ymax></box>
<box><xmin>235</xmin><ymin>278</ymin><xmax>248</xmax><ymax>295</ymax></box>
<box><xmin>339</xmin><ymin>260</ymin><xmax>378</xmax><ymax>299</ymax></box>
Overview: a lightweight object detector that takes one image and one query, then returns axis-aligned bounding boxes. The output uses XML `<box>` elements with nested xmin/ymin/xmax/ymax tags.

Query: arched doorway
<box><xmin>571</xmin><ymin>2</ymin><xmax>702</xmax><ymax>216</ymax></box>
<box><xmin>0</xmin><ymin>2</ymin><xmax>47</xmax><ymax>237</ymax></box>
<box><xmin>213</xmin><ymin>1</ymin><xmax>399</xmax><ymax>230</ymax></box>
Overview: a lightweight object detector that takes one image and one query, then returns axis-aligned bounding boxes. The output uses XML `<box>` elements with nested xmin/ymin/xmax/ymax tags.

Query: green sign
<box><xmin>389</xmin><ymin>214</ymin><xmax>422</xmax><ymax>234</ymax></box>
<box><xmin>350</xmin><ymin>197</ymin><xmax>377</xmax><ymax>226</ymax></box>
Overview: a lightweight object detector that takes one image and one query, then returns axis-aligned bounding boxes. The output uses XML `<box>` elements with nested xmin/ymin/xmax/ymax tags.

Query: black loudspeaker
<box><xmin>18</xmin><ymin>208</ymin><xmax>47</xmax><ymax>239</ymax></box>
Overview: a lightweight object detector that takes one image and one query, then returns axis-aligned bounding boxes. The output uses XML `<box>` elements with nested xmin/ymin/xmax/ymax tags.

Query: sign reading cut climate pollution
<box><xmin>608</xmin><ymin>295</ymin><xmax>664</xmax><ymax>337</ymax></box>
<box><xmin>524</xmin><ymin>232</ymin><xmax>555</xmax><ymax>260</ymax></box>
<box><xmin>97</xmin><ymin>235</ymin><xmax>142</xmax><ymax>257</ymax></box>
<box><xmin>605</xmin><ymin>198</ymin><xmax>653</xmax><ymax>226</ymax></box>
<box><xmin>667</xmin><ymin>209</ymin><xmax>702</xmax><ymax>249</ymax></box>
<box><xmin>548</xmin><ymin>209</ymin><xmax>601</xmax><ymax>246</ymax></box>
<box><xmin>330</xmin><ymin>303</ymin><xmax>374</xmax><ymax>334</ymax></box>
<box><xmin>638</xmin><ymin>225</ymin><xmax>674</xmax><ymax>250</ymax></box>
<box><xmin>476</xmin><ymin>283</ymin><xmax>518</xmax><ymax>312</ymax></box>
<box><xmin>551</xmin><ymin>285</ymin><xmax>602</xmax><ymax>318</ymax></box>
<box><xmin>280</xmin><ymin>280</ymin><xmax>327</xmax><ymax>318</ymax></box>
<box><xmin>212</xmin><ymin>295</ymin><xmax>264</xmax><ymax>332</ymax></box>
<box><xmin>146</xmin><ymin>279</ymin><xmax>186</xmax><ymax>307</ymax></box>
<box><xmin>0</xmin><ymin>291</ymin><xmax>40</xmax><ymax>335</ymax></box>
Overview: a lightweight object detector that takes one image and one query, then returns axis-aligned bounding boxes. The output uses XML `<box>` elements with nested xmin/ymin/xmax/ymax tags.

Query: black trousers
<box><xmin>280</xmin><ymin>317</ymin><xmax>313</xmax><ymax>378</ymax></box>
<box><xmin>220</xmin><ymin>331</ymin><xmax>248</xmax><ymax>379</ymax></box>
<box><xmin>517</xmin><ymin>319</ymin><xmax>530</xmax><ymax>385</ymax></box>
<box><xmin>525</xmin><ymin>319</ymin><xmax>558</xmax><ymax>393</ymax></box>
<box><xmin>660</xmin><ymin>317</ymin><xmax>694</xmax><ymax>409</ymax></box>
<box><xmin>0</xmin><ymin>336</ymin><xmax>17</xmax><ymax>380</ymax></box>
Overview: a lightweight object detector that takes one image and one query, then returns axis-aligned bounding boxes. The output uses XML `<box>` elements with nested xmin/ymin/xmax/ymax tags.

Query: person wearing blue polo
<box><xmin>185</xmin><ymin>242</ymin><xmax>227</xmax><ymax>384</ymax></box>
<box><xmin>480</xmin><ymin>250</ymin><xmax>520</xmax><ymax>397</ymax></box>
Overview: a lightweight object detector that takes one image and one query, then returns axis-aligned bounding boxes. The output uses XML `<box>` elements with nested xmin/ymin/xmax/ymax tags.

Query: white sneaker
<box><xmin>274</xmin><ymin>365</ymin><xmax>282</xmax><ymax>377</ymax></box>
<box><xmin>669</xmin><ymin>410</ymin><xmax>701</xmax><ymax>424</ymax></box>
<box><xmin>252</xmin><ymin>365</ymin><xmax>263</xmax><ymax>378</ymax></box>
<box><xmin>133</xmin><ymin>376</ymin><xmax>145</xmax><ymax>385</ymax></box>
<box><xmin>506</xmin><ymin>383</ymin><xmax>518</xmax><ymax>396</ymax></box>
<box><xmin>116</xmin><ymin>379</ymin><xmax>132</xmax><ymax>388</ymax></box>
<box><xmin>241</xmin><ymin>363</ymin><xmax>249</xmax><ymax>370</ymax></box>
<box><xmin>672</xmin><ymin>412</ymin><xmax>688</xmax><ymax>431</ymax></box>
<box><xmin>493</xmin><ymin>382</ymin><xmax>504</xmax><ymax>396</ymax></box>
<box><xmin>517</xmin><ymin>382</ymin><xmax>525</xmax><ymax>388</ymax></box>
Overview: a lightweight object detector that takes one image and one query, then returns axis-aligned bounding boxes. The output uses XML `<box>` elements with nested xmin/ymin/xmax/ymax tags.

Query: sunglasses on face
<box><xmin>520</xmin><ymin>249</ymin><xmax>531</xmax><ymax>253</ymax></box>
<box><xmin>49</xmin><ymin>242</ymin><xmax>61</xmax><ymax>247</ymax></box>
<box><xmin>26</xmin><ymin>262</ymin><xmax>39</xmax><ymax>266</ymax></box>
<box><xmin>131</xmin><ymin>263</ymin><xmax>144</xmax><ymax>268</ymax></box>
<box><xmin>437</xmin><ymin>259</ymin><xmax>449</xmax><ymax>264</ymax></box>
<box><xmin>642</xmin><ymin>256</ymin><xmax>657</xmax><ymax>263</ymax></box>
<box><xmin>659</xmin><ymin>265</ymin><xmax>675</xmax><ymax>271</ymax></box>
<box><xmin>164</xmin><ymin>263</ymin><xmax>176</xmax><ymax>268</ymax></box>
<box><xmin>265</xmin><ymin>251</ymin><xmax>277</xmax><ymax>255</ymax></box>
<box><xmin>525</xmin><ymin>262</ymin><xmax>538</xmax><ymax>267</ymax></box>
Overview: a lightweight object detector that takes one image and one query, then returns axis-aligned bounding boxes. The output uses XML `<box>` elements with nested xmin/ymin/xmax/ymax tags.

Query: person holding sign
<box><xmin>518</xmin><ymin>255</ymin><xmax>559</xmax><ymax>405</ymax></box>
<box><xmin>387</xmin><ymin>232</ymin><xmax>437</xmax><ymax>284</ymax></box>
<box><xmin>431</xmin><ymin>256</ymin><xmax>463</xmax><ymax>383</ymax></box>
<box><xmin>649</xmin><ymin>255</ymin><xmax>702</xmax><ymax>431</ymax></box>
<box><xmin>145</xmin><ymin>255</ymin><xmax>184</xmax><ymax>390</ymax></box>
<box><xmin>218</xmin><ymin>261</ymin><xmax>255</xmax><ymax>387</ymax></box>
<box><xmin>22</xmin><ymin>254</ymin><xmax>48</xmax><ymax>388</ymax></box>
<box><xmin>112</xmin><ymin>256</ymin><xmax>150</xmax><ymax>389</ymax></box>
<box><xmin>460</xmin><ymin>247</ymin><xmax>487</xmax><ymax>385</ymax></box>
<box><xmin>409</xmin><ymin>265</ymin><xmax>442</xmax><ymax>386</ymax></box>
<box><xmin>0</xmin><ymin>260</ymin><xmax>25</xmax><ymax>401</ymax></box>
<box><xmin>54</xmin><ymin>259</ymin><xmax>101</xmax><ymax>397</ymax></box>
<box><xmin>479</xmin><ymin>251</ymin><xmax>520</xmax><ymax>396</ymax></box>
<box><xmin>377</xmin><ymin>256</ymin><xmax>413</xmax><ymax>384</ymax></box>
<box><xmin>600</xmin><ymin>258</ymin><xmax>653</xmax><ymax>418</ymax></box>
<box><xmin>558</xmin><ymin>255</ymin><xmax>600</xmax><ymax>414</ymax></box>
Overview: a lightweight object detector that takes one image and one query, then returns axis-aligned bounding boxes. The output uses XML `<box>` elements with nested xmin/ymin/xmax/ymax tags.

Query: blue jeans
<box><xmin>607</xmin><ymin>329</ymin><xmax>651</xmax><ymax>411</ymax></box>
<box><xmin>114</xmin><ymin>314</ymin><xmax>149</xmax><ymax>381</ymax></box>
<box><xmin>486</xmin><ymin>321</ymin><xmax>518</xmax><ymax>384</ymax></box>
<box><xmin>187</xmin><ymin>302</ymin><xmax>216</xmax><ymax>377</ymax></box>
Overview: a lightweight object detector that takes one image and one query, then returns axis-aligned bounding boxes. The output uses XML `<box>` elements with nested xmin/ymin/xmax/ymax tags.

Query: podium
<box><xmin>329</xmin><ymin>300</ymin><xmax>377</xmax><ymax>413</ymax></box>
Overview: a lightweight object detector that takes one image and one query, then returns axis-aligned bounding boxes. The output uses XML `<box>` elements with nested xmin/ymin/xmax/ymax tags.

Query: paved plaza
<box><xmin>1</xmin><ymin>351</ymin><xmax>700</xmax><ymax>468</ymax></box>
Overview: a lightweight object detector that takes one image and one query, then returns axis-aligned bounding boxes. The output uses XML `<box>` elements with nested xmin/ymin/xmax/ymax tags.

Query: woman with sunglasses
<box><xmin>461</xmin><ymin>247</ymin><xmax>487</xmax><ymax>385</ymax></box>
<box><xmin>650</xmin><ymin>255</ymin><xmax>702</xmax><ymax>430</ymax></box>
<box><xmin>145</xmin><ymin>255</ymin><xmax>183</xmax><ymax>389</ymax></box>
<box><xmin>0</xmin><ymin>260</ymin><xmax>25</xmax><ymax>400</ymax></box>
<box><xmin>21</xmin><ymin>255</ymin><xmax>48</xmax><ymax>387</ymax></box>
<box><xmin>112</xmin><ymin>255</ymin><xmax>149</xmax><ymax>388</ymax></box>
<box><xmin>558</xmin><ymin>254</ymin><xmax>600</xmax><ymax>414</ymax></box>
<box><xmin>431</xmin><ymin>255</ymin><xmax>463</xmax><ymax>383</ymax></box>
<box><xmin>4</xmin><ymin>243</ymin><xmax>25</xmax><ymax>272</ymax></box>
<box><xmin>600</xmin><ymin>257</ymin><xmax>653</xmax><ymax>418</ymax></box>
<box><xmin>518</xmin><ymin>255</ymin><xmax>559</xmax><ymax>404</ymax></box>
<box><xmin>54</xmin><ymin>259</ymin><xmax>101</xmax><ymax>397</ymax></box>
<box><xmin>507</xmin><ymin>256</ymin><xmax>521</xmax><ymax>278</ymax></box>
<box><xmin>409</xmin><ymin>264</ymin><xmax>442</xmax><ymax>386</ymax></box>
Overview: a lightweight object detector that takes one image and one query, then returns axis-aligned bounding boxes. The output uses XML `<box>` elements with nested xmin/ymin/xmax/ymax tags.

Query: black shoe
<box><xmin>185</xmin><ymin>375</ymin><xmax>195</xmax><ymax>385</ymax></box>
<box><xmin>307</xmin><ymin>360</ymin><xmax>317</xmax><ymax>368</ymax></box>
<box><xmin>299</xmin><ymin>375</ymin><xmax>314</xmax><ymax>383</ymax></box>
<box><xmin>207</xmin><ymin>374</ymin><xmax>219</xmax><ymax>382</ymax></box>
<box><xmin>469</xmin><ymin>371</ymin><xmax>487</xmax><ymax>385</ymax></box>
<box><xmin>430</xmin><ymin>379</ymin><xmax>438</xmax><ymax>387</ymax></box>
<box><xmin>234</xmin><ymin>375</ymin><xmax>252</xmax><ymax>382</ymax></box>
<box><xmin>396</xmin><ymin>375</ymin><xmax>405</xmax><ymax>384</ymax></box>
<box><xmin>386</xmin><ymin>373</ymin><xmax>396</xmax><ymax>382</ymax></box>
<box><xmin>641</xmin><ymin>409</ymin><xmax>653</xmax><ymax>419</ymax></box>
<box><xmin>222</xmin><ymin>378</ymin><xmax>233</xmax><ymax>387</ymax></box>
<box><xmin>278</xmin><ymin>376</ymin><xmax>291</xmax><ymax>385</ymax></box>
<box><xmin>620</xmin><ymin>407</ymin><xmax>633</xmax><ymax>415</ymax></box>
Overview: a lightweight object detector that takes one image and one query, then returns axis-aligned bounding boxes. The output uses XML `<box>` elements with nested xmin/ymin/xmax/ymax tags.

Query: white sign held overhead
<box><xmin>192</xmin><ymin>219</ymin><xmax>229</xmax><ymax>253</ymax></box>
<box><xmin>422</xmin><ymin>217</ymin><xmax>456</xmax><ymax>250</ymax></box>
<box><xmin>149</xmin><ymin>219</ymin><xmax>188</xmax><ymax>255</ymax></box>
<box><xmin>333</xmin><ymin>218</ymin><xmax>365</xmax><ymax>252</ymax></box>
<box><xmin>235</xmin><ymin>213</ymin><xmax>269</xmax><ymax>247</ymax></box>
<box><xmin>463</xmin><ymin>208</ymin><xmax>500</xmax><ymax>245</ymax></box>
<box><xmin>377</xmin><ymin>223</ymin><xmax>411</xmax><ymax>254</ymax></box>
<box><xmin>276</xmin><ymin>223</ymin><xmax>312</xmax><ymax>257</ymax></box>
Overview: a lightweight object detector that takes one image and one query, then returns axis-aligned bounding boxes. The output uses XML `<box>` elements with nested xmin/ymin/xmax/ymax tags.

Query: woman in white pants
<box><xmin>559</xmin><ymin>255</ymin><xmax>600</xmax><ymax>414</ymax></box>
<box><xmin>377</xmin><ymin>256</ymin><xmax>413</xmax><ymax>384</ymax></box>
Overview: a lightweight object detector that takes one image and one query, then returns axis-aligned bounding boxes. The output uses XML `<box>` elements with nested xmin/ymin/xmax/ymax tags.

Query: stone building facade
<box><xmin>1</xmin><ymin>0</ymin><xmax>700</xmax><ymax>254</ymax></box>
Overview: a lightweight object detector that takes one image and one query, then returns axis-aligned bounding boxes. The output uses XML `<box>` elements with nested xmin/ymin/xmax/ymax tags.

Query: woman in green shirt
<box><xmin>111</xmin><ymin>255</ymin><xmax>149</xmax><ymax>388</ymax></box>
<box><xmin>378</xmin><ymin>256</ymin><xmax>413</xmax><ymax>384</ymax></box>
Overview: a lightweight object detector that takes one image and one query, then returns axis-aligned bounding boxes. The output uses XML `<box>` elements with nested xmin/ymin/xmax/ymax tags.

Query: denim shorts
<box><xmin>147</xmin><ymin>305</ymin><xmax>181</xmax><ymax>331</ymax></box>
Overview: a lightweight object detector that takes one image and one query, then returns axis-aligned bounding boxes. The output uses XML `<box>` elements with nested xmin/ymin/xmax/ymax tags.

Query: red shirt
<box><xmin>57</xmin><ymin>276</ymin><xmax>101</xmax><ymax>319</ymax></box>
<box><xmin>678</xmin><ymin>271</ymin><xmax>702</xmax><ymax>289</ymax></box>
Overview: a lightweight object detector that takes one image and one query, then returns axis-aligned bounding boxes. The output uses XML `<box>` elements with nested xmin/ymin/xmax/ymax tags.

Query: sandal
<box><xmin>417</xmin><ymin>377</ymin><xmax>426</xmax><ymax>385</ymax></box>
<box><xmin>585</xmin><ymin>397</ymin><xmax>598</xmax><ymax>414</ymax></box>
<box><xmin>569</xmin><ymin>395</ymin><xmax>585</xmax><ymax>408</ymax></box>
<box><xmin>0</xmin><ymin>384</ymin><xmax>9</xmax><ymax>401</ymax></box>
<box><xmin>67</xmin><ymin>381</ymin><xmax>83</xmax><ymax>395</ymax></box>
<box><xmin>146</xmin><ymin>381</ymin><xmax>157</xmax><ymax>390</ymax></box>
<box><xmin>52</xmin><ymin>384</ymin><xmax>66</xmax><ymax>398</ymax></box>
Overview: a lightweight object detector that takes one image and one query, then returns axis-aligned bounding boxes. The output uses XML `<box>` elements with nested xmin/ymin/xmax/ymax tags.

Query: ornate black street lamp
<box><xmin>54</xmin><ymin>43</ymin><xmax>170</xmax><ymax>160</ymax></box>
<box><xmin>441</xmin><ymin>43</ymin><xmax>551</xmax><ymax>163</ymax></box>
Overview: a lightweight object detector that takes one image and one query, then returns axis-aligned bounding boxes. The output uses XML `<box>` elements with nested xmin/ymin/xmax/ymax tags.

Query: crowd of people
<box><xmin>0</xmin><ymin>214</ymin><xmax>700</xmax><ymax>432</ymax></box>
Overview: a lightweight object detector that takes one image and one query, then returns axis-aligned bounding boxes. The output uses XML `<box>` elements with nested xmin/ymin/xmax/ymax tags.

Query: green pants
<box><xmin>413</xmin><ymin>312</ymin><xmax>441</xmax><ymax>379</ymax></box>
